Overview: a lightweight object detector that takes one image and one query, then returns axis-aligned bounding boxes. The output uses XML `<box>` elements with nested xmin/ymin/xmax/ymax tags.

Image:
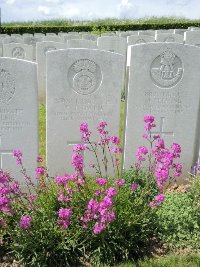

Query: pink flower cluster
<box><xmin>149</xmin><ymin>194</ymin><xmax>165</xmax><ymax>207</ymax></box>
<box><xmin>19</xmin><ymin>215</ymin><xmax>32</xmax><ymax>230</ymax></box>
<box><xmin>136</xmin><ymin>115</ymin><xmax>182</xmax><ymax>191</ymax></box>
<box><xmin>13</xmin><ymin>150</ymin><xmax>23</xmax><ymax>165</ymax></box>
<box><xmin>0</xmin><ymin>170</ymin><xmax>20</xmax><ymax>215</ymax></box>
<box><xmin>80</xmin><ymin>186</ymin><xmax>117</xmax><ymax>234</ymax></box>
<box><xmin>57</xmin><ymin>208</ymin><xmax>72</xmax><ymax>229</ymax></box>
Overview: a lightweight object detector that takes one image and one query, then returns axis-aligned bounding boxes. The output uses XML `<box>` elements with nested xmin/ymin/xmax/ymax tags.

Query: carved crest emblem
<box><xmin>136</xmin><ymin>39</ymin><xmax>146</xmax><ymax>44</ymax></box>
<box><xmin>150</xmin><ymin>50</ymin><xmax>183</xmax><ymax>88</ymax></box>
<box><xmin>12</xmin><ymin>47</ymin><xmax>25</xmax><ymax>59</ymax></box>
<box><xmin>68</xmin><ymin>59</ymin><xmax>102</xmax><ymax>95</ymax></box>
<box><xmin>0</xmin><ymin>68</ymin><xmax>15</xmax><ymax>104</ymax></box>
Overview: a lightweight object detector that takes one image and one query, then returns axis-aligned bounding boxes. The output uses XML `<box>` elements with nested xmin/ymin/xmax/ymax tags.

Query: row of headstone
<box><xmin>1</xmin><ymin>43</ymin><xmax>200</xmax><ymax>184</ymax></box>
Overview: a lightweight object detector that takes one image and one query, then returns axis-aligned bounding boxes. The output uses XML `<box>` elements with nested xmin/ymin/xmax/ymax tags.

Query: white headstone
<box><xmin>127</xmin><ymin>34</ymin><xmax>155</xmax><ymax>45</ymax></box>
<box><xmin>185</xmin><ymin>31</ymin><xmax>200</xmax><ymax>46</ymax></box>
<box><xmin>43</xmin><ymin>36</ymin><xmax>62</xmax><ymax>42</ymax></box>
<box><xmin>23</xmin><ymin>36</ymin><xmax>43</xmax><ymax>61</ymax></box>
<box><xmin>97</xmin><ymin>36</ymin><xmax>127</xmax><ymax>56</ymax></box>
<box><xmin>156</xmin><ymin>33</ymin><xmax>183</xmax><ymax>43</ymax></box>
<box><xmin>0</xmin><ymin>58</ymin><xmax>38</xmax><ymax>183</ymax></box>
<box><xmin>67</xmin><ymin>39</ymin><xmax>97</xmax><ymax>49</ymax></box>
<box><xmin>62</xmin><ymin>34</ymin><xmax>82</xmax><ymax>43</ymax></box>
<box><xmin>138</xmin><ymin>30</ymin><xmax>155</xmax><ymax>36</ymax></box>
<box><xmin>46</xmin><ymin>49</ymin><xmax>124</xmax><ymax>177</ymax></box>
<box><xmin>174</xmin><ymin>29</ymin><xmax>187</xmax><ymax>35</ymax></box>
<box><xmin>82</xmin><ymin>34</ymin><xmax>98</xmax><ymax>41</ymax></box>
<box><xmin>36</xmin><ymin>41</ymin><xmax>65</xmax><ymax>102</ymax></box>
<box><xmin>3</xmin><ymin>43</ymin><xmax>33</xmax><ymax>61</ymax></box>
<box><xmin>123</xmin><ymin>43</ymin><xmax>200</xmax><ymax>179</ymax></box>
<box><xmin>3</xmin><ymin>36</ymin><xmax>23</xmax><ymax>44</ymax></box>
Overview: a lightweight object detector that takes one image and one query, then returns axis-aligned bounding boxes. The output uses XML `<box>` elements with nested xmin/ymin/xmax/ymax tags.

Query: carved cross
<box><xmin>151</xmin><ymin>117</ymin><xmax>174</xmax><ymax>138</ymax></box>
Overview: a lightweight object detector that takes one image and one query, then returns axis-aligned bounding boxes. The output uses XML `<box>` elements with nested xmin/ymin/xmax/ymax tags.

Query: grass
<box><xmin>3</xmin><ymin>16</ymin><xmax>200</xmax><ymax>27</ymax></box>
<box><xmin>111</xmin><ymin>254</ymin><xmax>200</xmax><ymax>267</ymax></box>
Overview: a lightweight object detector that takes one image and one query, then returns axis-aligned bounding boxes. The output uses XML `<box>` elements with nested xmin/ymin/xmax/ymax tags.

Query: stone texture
<box><xmin>66</xmin><ymin>39</ymin><xmax>97</xmax><ymax>49</ymax></box>
<box><xmin>82</xmin><ymin>34</ymin><xmax>98</xmax><ymax>41</ymax></box>
<box><xmin>127</xmin><ymin>34</ymin><xmax>155</xmax><ymax>45</ymax></box>
<box><xmin>138</xmin><ymin>30</ymin><xmax>155</xmax><ymax>36</ymax></box>
<box><xmin>3</xmin><ymin>43</ymin><xmax>34</xmax><ymax>61</ymax></box>
<box><xmin>46</xmin><ymin>49</ymin><xmax>124</xmax><ymax>177</ymax></box>
<box><xmin>156</xmin><ymin>33</ymin><xmax>184</xmax><ymax>43</ymax></box>
<box><xmin>23</xmin><ymin>36</ymin><xmax>44</xmax><ymax>61</ymax></box>
<box><xmin>97</xmin><ymin>36</ymin><xmax>127</xmax><ymax>56</ymax></box>
<box><xmin>61</xmin><ymin>34</ymin><xmax>82</xmax><ymax>43</ymax></box>
<box><xmin>184</xmin><ymin>31</ymin><xmax>200</xmax><ymax>46</ymax></box>
<box><xmin>123</xmin><ymin>43</ymin><xmax>200</xmax><ymax>179</ymax></box>
<box><xmin>3</xmin><ymin>36</ymin><xmax>23</xmax><ymax>44</ymax></box>
<box><xmin>36</xmin><ymin>41</ymin><xmax>65</xmax><ymax>102</ymax></box>
<box><xmin>0</xmin><ymin>57</ymin><xmax>38</xmax><ymax>184</ymax></box>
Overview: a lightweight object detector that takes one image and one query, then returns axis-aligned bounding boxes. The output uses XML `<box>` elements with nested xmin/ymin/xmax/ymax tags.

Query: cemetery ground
<box><xmin>1</xmin><ymin>102</ymin><xmax>199</xmax><ymax>267</ymax></box>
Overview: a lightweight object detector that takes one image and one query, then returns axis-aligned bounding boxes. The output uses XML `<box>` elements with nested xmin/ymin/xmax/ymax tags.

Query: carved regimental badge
<box><xmin>150</xmin><ymin>50</ymin><xmax>183</xmax><ymax>88</ymax></box>
<box><xmin>0</xmin><ymin>68</ymin><xmax>15</xmax><ymax>104</ymax></box>
<box><xmin>12</xmin><ymin>47</ymin><xmax>25</xmax><ymax>59</ymax></box>
<box><xmin>136</xmin><ymin>39</ymin><xmax>146</xmax><ymax>44</ymax></box>
<box><xmin>68</xmin><ymin>59</ymin><xmax>102</xmax><ymax>95</ymax></box>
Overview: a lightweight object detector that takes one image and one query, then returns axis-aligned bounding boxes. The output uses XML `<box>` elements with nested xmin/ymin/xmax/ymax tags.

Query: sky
<box><xmin>1</xmin><ymin>0</ymin><xmax>200</xmax><ymax>22</ymax></box>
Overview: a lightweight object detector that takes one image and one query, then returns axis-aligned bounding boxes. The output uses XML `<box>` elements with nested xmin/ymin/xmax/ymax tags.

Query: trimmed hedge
<box><xmin>1</xmin><ymin>22</ymin><xmax>200</xmax><ymax>34</ymax></box>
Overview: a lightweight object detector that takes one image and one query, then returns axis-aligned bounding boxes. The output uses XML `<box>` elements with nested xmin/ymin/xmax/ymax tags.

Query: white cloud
<box><xmin>6</xmin><ymin>0</ymin><xmax>16</xmax><ymax>4</ymax></box>
<box><xmin>118</xmin><ymin>0</ymin><xmax>140</xmax><ymax>18</ymax></box>
<box><xmin>37</xmin><ymin>5</ymin><xmax>51</xmax><ymax>16</ymax></box>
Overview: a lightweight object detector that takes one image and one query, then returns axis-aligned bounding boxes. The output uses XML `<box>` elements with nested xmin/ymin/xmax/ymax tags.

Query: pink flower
<box><xmin>144</xmin><ymin>115</ymin><xmax>155</xmax><ymax>123</ymax></box>
<box><xmin>131</xmin><ymin>183</ymin><xmax>138</xmax><ymax>191</ymax></box>
<box><xmin>110</xmin><ymin>136</ymin><xmax>120</xmax><ymax>145</ymax></box>
<box><xmin>115</xmin><ymin>179</ymin><xmax>125</xmax><ymax>186</ymax></box>
<box><xmin>136</xmin><ymin>146</ymin><xmax>148</xmax><ymax>162</ymax></box>
<box><xmin>58</xmin><ymin>208</ymin><xmax>72</xmax><ymax>229</ymax></box>
<box><xmin>106</xmin><ymin>187</ymin><xmax>118</xmax><ymax>197</ymax></box>
<box><xmin>35</xmin><ymin>166</ymin><xmax>46</xmax><ymax>178</ymax></box>
<box><xmin>19</xmin><ymin>215</ymin><xmax>32</xmax><ymax>230</ymax></box>
<box><xmin>93</xmin><ymin>222</ymin><xmax>106</xmax><ymax>234</ymax></box>
<box><xmin>73</xmin><ymin>144</ymin><xmax>87</xmax><ymax>152</ymax></box>
<box><xmin>96</xmin><ymin>178</ymin><xmax>107</xmax><ymax>186</ymax></box>
<box><xmin>37</xmin><ymin>156</ymin><xmax>43</xmax><ymax>163</ymax></box>
<box><xmin>155</xmin><ymin>194</ymin><xmax>165</xmax><ymax>202</ymax></box>
<box><xmin>13</xmin><ymin>150</ymin><xmax>23</xmax><ymax>165</ymax></box>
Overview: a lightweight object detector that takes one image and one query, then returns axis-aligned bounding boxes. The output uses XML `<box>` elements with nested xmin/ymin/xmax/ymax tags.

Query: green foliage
<box><xmin>156</xmin><ymin>192</ymin><xmax>200</xmax><ymax>250</ymax></box>
<box><xmin>8</xmin><ymin>182</ymin><xmax>84</xmax><ymax>267</ymax></box>
<box><xmin>2</xmin><ymin>19</ymin><xmax>200</xmax><ymax>34</ymax></box>
<box><xmin>190</xmin><ymin>175</ymin><xmax>200</xmax><ymax>213</ymax></box>
<box><xmin>83</xmin><ymin>169</ymin><xmax>159</xmax><ymax>266</ymax></box>
<box><xmin>2</xmin><ymin>16</ymin><xmax>200</xmax><ymax>27</ymax></box>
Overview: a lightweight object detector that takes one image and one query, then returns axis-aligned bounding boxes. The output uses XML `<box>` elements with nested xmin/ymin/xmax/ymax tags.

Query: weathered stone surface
<box><xmin>66</xmin><ymin>39</ymin><xmax>97</xmax><ymax>49</ymax></box>
<box><xmin>97</xmin><ymin>36</ymin><xmax>127</xmax><ymax>55</ymax></box>
<box><xmin>46</xmin><ymin>49</ymin><xmax>124</xmax><ymax>177</ymax></box>
<box><xmin>36</xmin><ymin>41</ymin><xmax>65</xmax><ymax>102</ymax></box>
<box><xmin>127</xmin><ymin>34</ymin><xmax>155</xmax><ymax>45</ymax></box>
<box><xmin>123</xmin><ymin>43</ymin><xmax>200</xmax><ymax>179</ymax></box>
<box><xmin>3</xmin><ymin>43</ymin><xmax>33</xmax><ymax>61</ymax></box>
<box><xmin>3</xmin><ymin>36</ymin><xmax>23</xmax><ymax>44</ymax></box>
<box><xmin>156</xmin><ymin>33</ymin><xmax>183</xmax><ymax>43</ymax></box>
<box><xmin>0</xmin><ymin>58</ymin><xmax>38</xmax><ymax>184</ymax></box>
<box><xmin>184</xmin><ymin>31</ymin><xmax>200</xmax><ymax>46</ymax></box>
